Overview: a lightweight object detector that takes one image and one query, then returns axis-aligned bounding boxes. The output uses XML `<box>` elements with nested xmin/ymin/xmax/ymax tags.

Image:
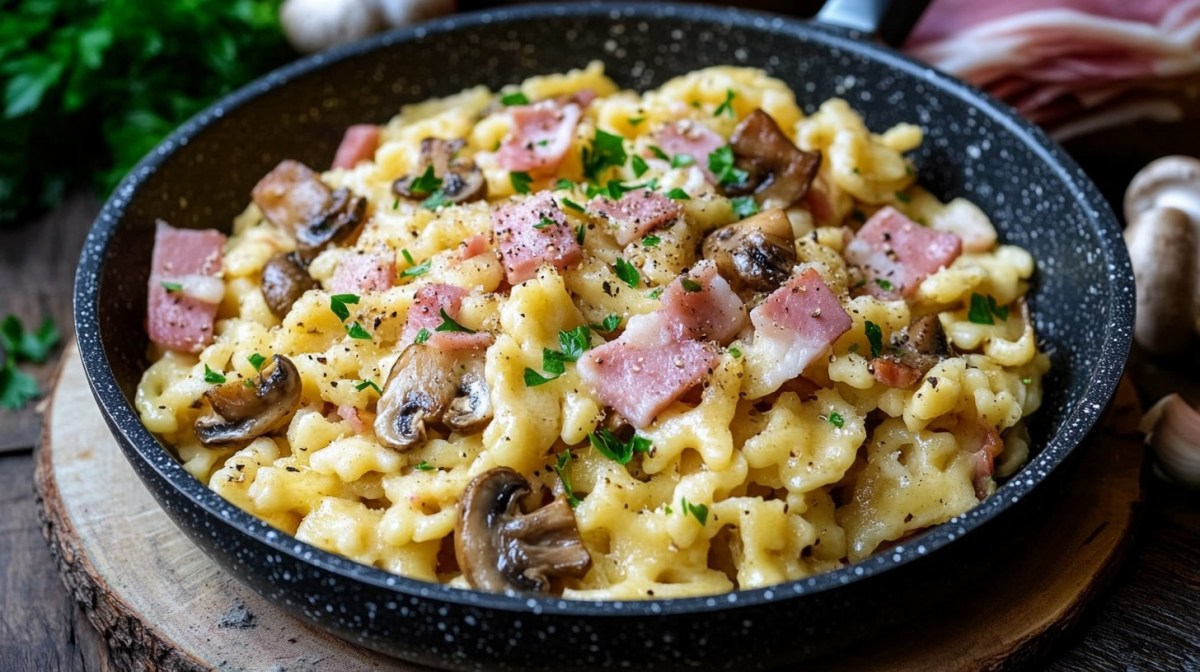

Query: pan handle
<box><xmin>813</xmin><ymin>0</ymin><xmax>933</xmax><ymax>47</ymax></box>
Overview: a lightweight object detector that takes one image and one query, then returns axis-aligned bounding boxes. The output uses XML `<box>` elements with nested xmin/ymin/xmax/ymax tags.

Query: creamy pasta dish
<box><xmin>137</xmin><ymin>63</ymin><xmax>1049</xmax><ymax>599</ymax></box>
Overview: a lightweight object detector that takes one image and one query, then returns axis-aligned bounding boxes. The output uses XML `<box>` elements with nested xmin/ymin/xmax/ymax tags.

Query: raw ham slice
<box><xmin>967</xmin><ymin>421</ymin><xmax>1005</xmax><ymax>499</ymax></box>
<box><xmin>330</xmin><ymin>251</ymin><xmax>395</xmax><ymax>294</ymax></box>
<box><xmin>660</xmin><ymin>261</ymin><xmax>746</xmax><ymax>345</ymax></box>
<box><xmin>491</xmin><ymin>191</ymin><xmax>583</xmax><ymax>284</ymax></box>
<box><xmin>251</xmin><ymin>160</ymin><xmax>332</xmax><ymax>236</ymax></box>
<box><xmin>337</xmin><ymin>404</ymin><xmax>368</xmax><ymax>434</ymax></box>
<box><xmin>653</xmin><ymin>120</ymin><xmax>726</xmax><ymax>184</ymax></box>
<box><xmin>332</xmin><ymin>125</ymin><xmax>381</xmax><ymax>170</ymax></box>
<box><xmin>576</xmin><ymin>312</ymin><xmax>718</xmax><ymax>429</ymax></box>
<box><xmin>400</xmin><ymin>283</ymin><xmax>492</xmax><ymax>350</ymax></box>
<box><xmin>496</xmin><ymin>100</ymin><xmax>582</xmax><ymax>173</ymax></box>
<box><xmin>844</xmin><ymin>206</ymin><xmax>962</xmax><ymax>299</ymax></box>
<box><xmin>587</xmin><ymin>189</ymin><xmax>682</xmax><ymax>246</ymax></box>
<box><xmin>146</xmin><ymin>221</ymin><xmax>226</xmax><ymax>353</ymax></box>
<box><xmin>748</xmin><ymin>268</ymin><xmax>853</xmax><ymax>394</ymax></box>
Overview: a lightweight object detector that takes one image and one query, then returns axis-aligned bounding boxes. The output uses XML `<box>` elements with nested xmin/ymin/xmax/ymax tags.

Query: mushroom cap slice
<box><xmin>728</xmin><ymin>109</ymin><xmax>821</xmax><ymax>209</ymax></box>
<box><xmin>295</xmin><ymin>187</ymin><xmax>366</xmax><ymax>261</ymax></box>
<box><xmin>393</xmin><ymin>137</ymin><xmax>487</xmax><ymax>205</ymax></box>
<box><xmin>261</xmin><ymin>252</ymin><xmax>317</xmax><ymax>317</ymax></box>
<box><xmin>701</xmin><ymin>208</ymin><xmax>798</xmax><ymax>295</ymax></box>
<box><xmin>195</xmin><ymin>355</ymin><xmax>302</xmax><ymax>445</ymax></box>
<box><xmin>455</xmin><ymin>468</ymin><xmax>592</xmax><ymax>594</ymax></box>
<box><xmin>374</xmin><ymin>344</ymin><xmax>493</xmax><ymax>450</ymax></box>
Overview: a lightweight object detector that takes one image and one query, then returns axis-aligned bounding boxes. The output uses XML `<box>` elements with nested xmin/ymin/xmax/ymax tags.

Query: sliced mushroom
<box><xmin>701</xmin><ymin>208</ymin><xmax>797</xmax><ymax>295</ymax></box>
<box><xmin>251</xmin><ymin>160</ymin><xmax>367</xmax><ymax>262</ymax></box>
<box><xmin>870</xmin><ymin>314</ymin><xmax>952</xmax><ymax>388</ymax></box>
<box><xmin>295</xmin><ymin>186</ymin><xmax>367</xmax><ymax>261</ymax></box>
<box><xmin>393</xmin><ymin>137</ymin><xmax>487</xmax><ymax>205</ymax></box>
<box><xmin>455</xmin><ymin>468</ymin><xmax>592</xmax><ymax>594</ymax></box>
<box><xmin>196</xmin><ymin>355</ymin><xmax>302</xmax><ymax>445</ymax></box>
<box><xmin>374</xmin><ymin>344</ymin><xmax>492</xmax><ymax>450</ymax></box>
<box><xmin>261</xmin><ymin>252</ymin><xmax>318</xmax><ymax>317</ymax></box>
<box><xmin>727</xmin><ymin>109</ymin><xmax>821</xmax><ymax>208</ymax></box>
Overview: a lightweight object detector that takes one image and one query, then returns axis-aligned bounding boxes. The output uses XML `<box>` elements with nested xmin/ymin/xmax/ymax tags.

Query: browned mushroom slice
<box><xmin>701</xmin><ymin>208</ymin><xmax>797</xmax><ymax>295</ymax></box>
<box><xmin>393</xmin><ymin>137</ymin><xmax>487</xmax><ymax>205</ymax></box>
<box><xmin>870</xmin><ymin>314</ymin><xmax>953</xmax><ymax>388</ymax></box>
<box><xmin>252</xmin><ymin>160</ymin><xmax>333</xmax><ymax>235</ymax></box>
<box><xmin>727</xmin><ymin>109</ymin><xmax>821</xmax><ymax>208</ymax></box>
<box><xmin>261</xmin><ymin>252</ymin><xmax>318</xmax><ymax>317</ymax></box>
<box><xmin>374</xmin><ymin>345</ymin><xmax>492</xmax><ymax>450</ymax></box>
<box><xmin>455</xmin><ymin>468</ymin><xmax>591</xmax><ymax>594</ymax></box>
<box><xmin>195</xmin><ymin>355</ymin><xmax>302</xmax><ymax>445</ymax></box>
<box><xmin>294</xmin><ymin>186</ymin><xmax>367</xmax><ymax>261</ymax></box>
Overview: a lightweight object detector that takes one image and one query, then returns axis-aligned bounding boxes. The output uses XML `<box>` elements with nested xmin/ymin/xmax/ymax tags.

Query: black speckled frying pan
<box><xmin>74</xmin><ymin>2</ymin><xmax>1133</xmax><ymax>670</ymax></box>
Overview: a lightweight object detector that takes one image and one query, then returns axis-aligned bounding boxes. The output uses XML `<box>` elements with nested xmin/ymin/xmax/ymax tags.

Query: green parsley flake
<box><xmin>510</xmin><ymin>171</ymin><xmax>533</xmax><ymax>194</ymax></box>
<box><xmin>628</xmin><ymin>116</ymin><xmax>645</xmax><ymax>126</ymax></box>
<box><xmin>582</xmin><ymin>129</ymin><xmax>627</xmax><ymax>182</ymax></box>
<box><xmin>414</xmin><ymin>327</ymin><xmax>431</xmax><ymax>344</ymax></box>
<box><xmin>590</xmin><ymin>314</ymin><xmax>621</xmax><ymax>333</ymax></box>
<box><xmin>203</xmin><ymin>364</ymin><xmax>226</xmax><ymax>384</ymax></box>
<box><xmin>401</xmin><ymin>259</ymin><xmax>431</xmax><ymax>277</ymax></box>
<box><xmin>894</xmin><ymin>191</ymin><xmax>911</xmax><ymax>203</ymax></box>
<box><xmin>665</xmin><ymin>188</ymin><xmax>690</xmax><ymax>200</ymax></box>
<box><xmin>555</xmin><ymin>178</ymin><xmax>575</xmax><ymax>190</ymax></box>
<box><xmin>670</xmin><ymin>153</ymin><xmax>695</xmax><ymax>169</ymax></box>
<box><xmin>708</xmin><ymin>145</ymin><xmax>748</xmax><ymax>188</ymax></box>
<box><xmin>435</xmin><ymin>308</ymin><xmax>475</xmax><ymax>334</ymax></box>
<box><xmin>826</xmin><ymin>411</ymin><xmax>845</xmax><ymax>429</ymax></box>
<box><xmin>421</xmin><ymin>190</ymin><xmax>447</xmax><ymax>211</ymax></box>
<box><xmin>329</xmin><ymin>293</ymin><xmax>360</xmax><ymax>322</ymax></box>
<box><xmin>648</xmin><ymin>287</ymin><xmax>664</xmax><ymax>300</ymax></box>
<box><xmin>415</xmin><ymin>460</ymin><xmax>435</xmax><ymax>471</ymax></box>
<box><xmin>631</xmin><ymin>154</ymin><xmax>650</xmax><ymax>177</ymax></box>
<box><xmin>248</xmin><ymin>353</ymin><xmax>266</xmax><ymax>371</ymax></box>
<box><xmin>562</xmin><ymin>197</ymin><xmax>586</xmax><ymax>213</ymax></box>
<box><xmin>641</xmin><ymin>234</ymin><xmax>661</xmax><ymax>247</ymax></box>
<box><xmin>649</xmin><ymin>145</ymin><xmax>670</xmax><ymax>161</ymax></box>
<box><xmin>1021</xmin><ymin>377</ymin><xmax>1033</xmax><ymax>386</ymax></box>
<box><xmin>680</xmin><ymin>278</ymin><xmax>702</xmax><ymax>293</ymax></box>
<box><xmin>575</xmin><ymin>223</ymin><xmax>586</xmax><ymax>245</ymax></box>
<box><xmin>533</xmin><ymin>216</ymin><xmax>556</xmax><ymax>230</ymax></box>
<box><xmin>553</xmin><ymin>451</ymin><xmax>581</xmax><ymax>507</ymax></box>
<box><xmin>589</xmin><ymin>428</ymin><xmax>651</xmax><ymax>465</ymax></box>
<box><xmin>680</xmin><ymin>497</ymin><xmax>709</xmax><ymax>526</ymax></box>
<box><xmin>714</xmin><ymin>88</ymin><xmax>736</xmax><ymax>118</ymax></box>
<box><xmin>161</xmin><ymin>281</ymin><xmax>182</xmax><ymax>292</ymax></box>
<box><xmin>614</xmin><ymin>257</ymin><xmax>640</xmax><ymax>288</ymax></box>
<box><xmin>392</xmin><ymin>197</ymin><xmax>400</xmax><ymax>210</ymax></box>
<box><xmin>355</xmin><ymin>379</ymin><xmax>382</xmax><ymax>394</ymax></box>
<box><xmin>523</xmin><ymin>367</ymin><xmax>558</xmax><ymax>387</ymax></box>
<box><xmin>728</xmin><ymin>345</ymin><xmax>742</xmax><ymax>359</ymax></box>
<box><xmin>500</xmin><ymin>91</ymin><xmax>530</xmax><ymax>106</ymax></box>
<box><xmin>874</xmin><ymin>278</ymin><xmax>894</xmax><ymax>291</ymax></box>
<box><xmin>401</xmin><ymin>249</ymin><xmax>415</xmax><ymax>265</ymax></box>
<box><xmin>865</xmin><ymin>320</ymin><xmax>884</xmax><ymax>359</ymax></box>
<box><xmin>967</xmin><ymin>293</ymin><xmax>1009</xmax><ymax>325</ymax></box>
<box><xmin>409</xmin><ymin>165</ymin><xmax>443</xmax><ymax>195</ymax></box>
<box><xmin>346</xmin><ymin>322</ymin><xmax>372</xmax><ymax>340</ymax></box>
<box><xmin>731</xmin><ymin>196</ymin><xmax>758</xmax><ymax>219</ymax></box>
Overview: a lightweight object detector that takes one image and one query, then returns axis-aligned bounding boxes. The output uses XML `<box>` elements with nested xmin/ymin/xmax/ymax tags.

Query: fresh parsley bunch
<box><xmin>0</xmin><ymin>0</ymin><xmax>294</xmax><ymax>227</ymax></box>
<box><xmin>0</xmin><ymin>315</ymin><xmax>60</xmax><ymax>409</ymax></box>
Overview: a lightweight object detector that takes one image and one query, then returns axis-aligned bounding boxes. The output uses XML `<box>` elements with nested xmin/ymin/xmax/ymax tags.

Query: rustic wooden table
<box><xmin>1</xmin><ymin>144</ymin><xmax>1198</xmax><ymax>671</ymax></box>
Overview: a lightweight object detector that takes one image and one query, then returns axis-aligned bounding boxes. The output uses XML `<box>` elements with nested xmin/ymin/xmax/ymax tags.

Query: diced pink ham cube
<box><xmin>400</xmin><ymin>283</ymin><xmax>492</xmax><ymax>350</ymax></box>
<box><xmin>653</xmin><ymin>120</ymin><xmax>726</xmax><ymax>184</ymax></box>
<box><xmin>330</xmin><ymin>251</ymin><xmax>395</xmax><ymax>294</ymax></box>
<box><xmin>660</xmin><ymin>261</ymin><xmax>746</xmax><ymax>345</ymax></box>
<box><xmin>332</xmin><ymin>124</ymin><xmax>381</xmax><ymax>170</ymax></box>
<box><xmin>491</xmin><ymin>191</ymin><xmax>583</xmax><ymax>285</ymax></box>
<box><xmin>459</xmin><ymin>233</ymin><xmax>491</xmax><ymax>261</ymax></box>
<box><xmin>576</xmin><ymin>312</ymin><xmax>718</xmax><ymax>429</ymax></box>
<box><xmin>146</xmin><ymin>220</ymin><xmax>226</xmax><ymax>353</ymax></box>
<box><xmin>844</xmin><ymin>206</ymin><xmax>963</xmax><ymax>299</ymax></box>
<box><xmin>587</xmin><ymin>189</ymin><xmax>682</xmax><ymax>246</ymax></box>
<box><xmin>496</xmin><ymin>100</ymin><xmax>582</xmax><ymax>173</ymax></box>
<box><xmin>749</xmin><ymin>268</ymin><xmax>853</xmax><ymax>390</ymax></box>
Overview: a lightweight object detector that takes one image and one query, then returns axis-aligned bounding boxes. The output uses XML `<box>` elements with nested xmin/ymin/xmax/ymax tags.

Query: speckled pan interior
<box><xmin>75</xmin><ymin>4</ymin><xmax>1133</xmax><ymax>671</ymax></box>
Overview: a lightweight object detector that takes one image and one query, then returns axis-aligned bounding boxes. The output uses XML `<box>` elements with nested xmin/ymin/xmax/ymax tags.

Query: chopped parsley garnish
<box><xmin>415</xmin><ymin>460</ymin><xmax>435</xmax><ymax>471</ymax></box>
<box><xmin>329</xmin><ymin>293</ymin><xmax>360</xmax><ymax>322</ymax></box>
<box><xmin>680</xmin><ymin>497</ymin><xmax>708</xmax><ymax>526</ymax></box>
<box><xmin>864</xmin><ymin>321</ymin><xmax>884</xmax><ymax>359</ymax></box>
<box><xmin>894</xmin><ymin>191</ymin><xmax>911</xmax><ymax>203</ymax></box>
<box><xmin>728</xmin><ymin>345</ymin><xmax>742</xmax><ymax>358</ymax></box>
<box><xmin>355</xmin><ymin>379</ymin><xmax>382</xmax><ymax>394</ymax></box>
<box><xmin>587</xmin><ymin>178</ymin><xmax>655</xmax><ymax>201</ymax></box>
<box><xmin>510</xmin><ymin>171</ymin><xmax>533</xmax><ymax>194</ymax></box>
<box><xmin>641</xmin><ymin>234</ymin><xmax>661</xmax><ymax>247</ymax></box>
<box><xmin>523</xmin><ymin>326</ymin><xmax>594</xmax><ymax>387</ymax></box>
<box><xmin>582</xmin><ymin>129</ymin><xmax>627</xmax><ymax>182</ymax></box>
<box><xmin>421</xmin><ymin>190</ymin><xmax>447</xmax><ymax>211</ymax></box>
<box><xmin>590</xmin><ymin>314</ymin><xmax>621</xmax><ymax>333</ymax></box>
<box><xmin>557</xmin><ymin>325</ymin><xmax>592</xmax><ymax>362</ymax></box>
<box><xmin>161</xmin><ymin>281</ymin><xmax>182</xmax><ymax>292</ymax></box>
<box><xmin>555</xmin><ymin>178</ymin><xmax>575</xmax><ymax>191</ymax></box>
<box><xmin>665</xmin><ymin>188</ymin><xmax>690</xmax><ymax>200</ymax></box>
<box><xmin>731</xmin><ymin>196</ymin><xmax>758</xmax><ymax>219</ymax></box>
<box><xmin>392</xmin><ymin>197</ymin><xmax>400</xmax><ymax>210</ymax></box>
<box><xmin>523</xmin><ymin>367</ymin><xmax>559</xmax><ymax>387</ymax></box>
<box><xmin>414</xmin><ymin>327</ymin><xmax>431</xmax><ymax>345</ymax></box>
<box><xmin>714</xmin><ymin>88</ymin><xmax>736</xmax><ymax>118</ymax></box>
<box><xmin>401</xmin><ymin>249</ymin><xmax>415</xmax><ymax>265</ymax></box>
<box><xmin>203</xmin><ymin>364</ymin><xmax>226</xmax><ymax>384</ymax></box>
<box><xmin>614</xmin><ymin>257</ymin><xmax>640</xmax><ymax>288</ymax></box>
<box><xmin>589</xmin><ymin>428</ymin><xmax>651</xmax><ymax>465</ymax></box>
<box><xmin>649</xmin><ymin>145</ymin><xmax>670</xmax><ymax>161</ymax></box>
<box><xmin>826</xmin><ymin>411</ymin><xmax>845</xmax><ymax>429</ymax></box>
<box><xmin>500</xmin><ymin>91</ymin><xmax>530</xmax><ymax>106</ymax></box>
<box><xmin>967</xmin><ymin>293</ymin><xmax>1010</xmax><ymax>325</ymax></box>
<box><xmin>435</xmin><ymin>308</ymin><xmax>475</xmax><ymax>333</ymax></box>
<box><xmin>575</xmin><ymin>223</ymin><xmax>587</xmax><ymax>245</ymax></box>
<box><xmin>628</xmin><ymin>116</ymin><xmax>644</xmax><ymax>126</ymax></box>
<box><xmin>243</xmin><ymin>379</ymin><xmax>256</xmax><ymax>389</ymax></box>
<box><xmin>401</xmin><ymin>259</ymin><xmax>431</xmax><ymax>277</ymax></box>
<box><xmin>1021</xmin><ymin>377</ymin><xmax>1033</xmax><ymax>386</ymax></box>
<box><xmin>708</xmin><ymin>145</ymin><xmax>748</xmax><ymax>188</ymax></box>
<box><xmin>631</xmin><ymin>154</ymin><xmax>649</xmax><ymax>177</ymax></box>
<box><xmin>248</xmin><ymin>353</ymin><xmax>266</xmax><ymax>371</ymax></box>
<box><xmin>874</xmin><ymin>278</ymin><xmax>894</xmax><ymax>291</ymax></box>
<box><xmin>533</xmin><ymin>216</ymin><xmax>557</xmax><ymax>230</ymax></box>
<box><xmin>346</xmin><ymin>322</ymin><xmax>372</xmax><ymax>340</ymax></box>
<box><xmin>553</xmin><ymin>451</ymin><xmax>581</xmax><ymax>507</ymax></box>
<box><xmin>408</xmin><ymin>165</ymin><xmax>442</xmax><ymax>195</ymax></box>
<box><xmin>562</xmin><ymin>197</ymin><xmax>586</xmax><ymax>213</ymax></box>
<box><xmin>647</xmin><ymin>287</ymin><xmax>664</xmax><ymax>300</ymax></box>
<box><xmin>680</xmin><ymin>278</ymin><xmax>702</xmax><ymax>293</ymax></box>
<box><xmin>670</xmin><ymin>153</ymin><xmax>695</xmax><ymax>169</ymax></box>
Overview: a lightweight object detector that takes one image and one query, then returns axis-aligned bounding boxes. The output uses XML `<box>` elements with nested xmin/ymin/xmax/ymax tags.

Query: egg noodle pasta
<box><xmin>137</xmin><ymin>63</ymin><xmax>1048</xmax><ymax>599</ymax></box>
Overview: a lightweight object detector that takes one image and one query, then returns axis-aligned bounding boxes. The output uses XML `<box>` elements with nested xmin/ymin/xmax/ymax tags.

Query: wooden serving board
<box><xmin>34</xmin><ymin>343</ymin><xmax>1146</xmax><ymax>672</ymax></box>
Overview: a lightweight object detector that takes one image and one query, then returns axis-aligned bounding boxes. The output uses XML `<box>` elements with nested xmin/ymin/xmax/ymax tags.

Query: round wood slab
<box><xmin>34</xmin><ymin>343</ymin><xmax>1145</xmax><ymax>671</ymax></box>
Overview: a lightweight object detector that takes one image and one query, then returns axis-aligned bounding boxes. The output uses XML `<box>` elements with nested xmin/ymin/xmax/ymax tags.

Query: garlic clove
<box><xmin>1141</xmin><ymin>393</ymin><xmax>1200</xmax><ymax>488</ymax></box>
<box><xmin>281</xmin><ymin>0</ymin><xmax>382</xmax><ymax>54</ymax></box>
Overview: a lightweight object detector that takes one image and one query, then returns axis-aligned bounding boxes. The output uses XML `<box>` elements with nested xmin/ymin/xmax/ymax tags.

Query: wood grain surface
<box><xmin>29</xmin><ymin>340</ymin><xmax>1149</xmax><ymax>672</ymax></box>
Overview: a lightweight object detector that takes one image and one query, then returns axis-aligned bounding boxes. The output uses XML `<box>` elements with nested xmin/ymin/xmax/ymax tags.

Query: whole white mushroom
<box><xmin>280</xmin><ymin>0</ymin><xmax>456</xmax><ymax>54</ymax></box>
